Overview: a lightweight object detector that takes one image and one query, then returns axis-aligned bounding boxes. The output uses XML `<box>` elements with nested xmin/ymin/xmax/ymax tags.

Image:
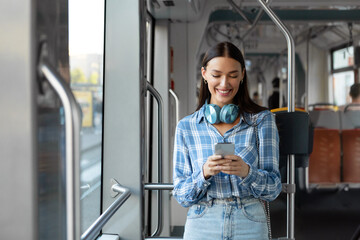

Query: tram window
<box><xmin>331</xmin><ymin>45</ymin><xmax>355</xmax><ymax>106</ymax></box>
<box><xmin>69</xmin><ymin>0</ymin><xmax>105</xmax><ymax>234</ymax></box>
<box><xmin>332</xmin><ymin>71</ymin><xmax>354</xmax><ymax>106</ymax></box>
<box><xmin>332</xmin><ymin>46</ymin><xmax>354</xmax><ymax>71</ymax></box>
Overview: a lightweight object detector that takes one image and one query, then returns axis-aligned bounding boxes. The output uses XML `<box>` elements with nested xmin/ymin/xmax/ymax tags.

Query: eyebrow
<box><xmin>211</xmin><ymin>70</ymin><xmax>239</xmax><ymax>74</ymax></box>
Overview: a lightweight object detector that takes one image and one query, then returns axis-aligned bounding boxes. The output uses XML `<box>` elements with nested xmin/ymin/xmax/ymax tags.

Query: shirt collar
<box><xmin>196</xmin><ymin>104</ymin><xmax>206</xmax><ymax>124</ymax></box>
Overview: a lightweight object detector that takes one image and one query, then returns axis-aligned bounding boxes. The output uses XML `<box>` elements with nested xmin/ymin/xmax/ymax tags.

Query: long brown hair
<box><xmin>196</xmin><ymin>42</ymin><xmax>267</xmax><ymax>116</ymax></box>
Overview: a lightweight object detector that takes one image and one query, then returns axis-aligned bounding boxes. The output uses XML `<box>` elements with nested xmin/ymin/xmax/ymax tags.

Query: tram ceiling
<box><xmin>147</xmin><ymin>0</ymin><xmax>207</xmax><ymax>22</ymax></box>
<box><xmin>147</xmin><ymin>0</ymin><xmax>360</xmax><ymax>60</ymax></box>
<box><xmin>204</xmin><ymin>23</ymin><xmax>360</xmax><ymax>53</ymax></box>
<box><xmin>208</xmin><ymin>9</ymin><xmax>360</xmax><ymax>23</ymax></box>
<box><xmin>147</xmin><ymin>0</ymin><xmax>360</xmax><ymax>22</ymax></box>
<box><xmin>202</xmin><ymin>9</ymin><xmax>360</xmax><ymax>53</ymax></box>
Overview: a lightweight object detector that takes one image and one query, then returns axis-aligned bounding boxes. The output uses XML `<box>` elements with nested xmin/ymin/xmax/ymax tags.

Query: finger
<box><xmin>219</xmin><ymin>165</ymin><xmax>240</xmax><ymax>171</ymax></box>
<box><xmin>208</xmin><ymin>163</ymin><xmax>232</xmax><ymax>170</ymax></box>
<box><xmin>220</xmin><ymin>162</ymin><xmax>238</xmax><ymax>167</ymax></box>
<box><xmin>208</xmin><ymin>155</ymin><xmax>223</xmax><ymax>161</ymax></box>
<box><xmin>224</xmin><ymin>155</ymin><xmax>242</xmax><ymax>161</ymax></box>
<box><xmin>208</xmin><ymin>167</ymin><xmax>221</xmax><ymax>174</ymax></box>
<box><xmin>209</xmin><ymin>159</ymin><xmax>232</xmax><ymax>165</ymax></box>
<box><xmin>220</xmin><ymin>170</ymin><xmax>240</xmax><ymax>175</ymax></box>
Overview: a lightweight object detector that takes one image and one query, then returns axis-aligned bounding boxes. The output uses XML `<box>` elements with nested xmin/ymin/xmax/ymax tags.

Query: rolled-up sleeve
<box><xmin>172</xmin><ymin>121</ymin><xmax>211</xmax><ymax>207</ymax></box>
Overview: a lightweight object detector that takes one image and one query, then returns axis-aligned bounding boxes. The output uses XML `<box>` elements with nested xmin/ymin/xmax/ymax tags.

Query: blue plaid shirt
<box><xmin>172</xmin><ymin>105</ymin><xmax>282</xmax><ymax>207</ymax></box>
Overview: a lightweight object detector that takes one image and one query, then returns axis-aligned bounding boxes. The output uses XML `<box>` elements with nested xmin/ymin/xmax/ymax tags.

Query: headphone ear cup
<box><xmin>205</xmin><ymin>104</ymin><xmax>221</xmax><ymax>124</ymax></box>
<box><xmin>219</xmin><ymin>104</ymin><xmax>239</xmax><ymax>123</ymax></box>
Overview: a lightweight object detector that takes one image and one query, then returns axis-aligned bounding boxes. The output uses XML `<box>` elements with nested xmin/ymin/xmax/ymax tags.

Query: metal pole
<box><xmin>169</xmin><ymin>89</ymin><xmax>179</xmax><ymax>124</ymax></box>
<box><xmin>40</xmin><ymin>61</ymin><xmax>82</xmax><ymax>240</ymax></box>
<box><xmin>227</xmin><ymin>0</ymin><xmax>252</xmax><ymax>24</ymax></box>
<box><xmin>145</xmin><ymin>184</ymin><xmax>174</xmax><ymax>190</ymax></box>
<box><xmin>305</xmin><ymin>28</ymin><xmax>312</xmax><ymax>112</ymax></box>
<box><xmin>146</xmin><ymin>82</ymin><xmax>164</xmax><ymax>237</ymax></box>
<box><xmin>257</xmin><ymin>0</ymin><xmax>296</xmax><ymax>239</ymax></box>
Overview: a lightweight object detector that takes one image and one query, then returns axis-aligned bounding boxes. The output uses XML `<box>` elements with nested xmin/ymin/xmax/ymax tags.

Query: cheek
<box><xmin>208</xmin><ymin>84</ymin><xmax>215</xmax><ymax>93</ymax></box>
<box><xmin>231</xmin><ymin>80</ymin><xmax>241</xmax><ymax>90</ymax></box>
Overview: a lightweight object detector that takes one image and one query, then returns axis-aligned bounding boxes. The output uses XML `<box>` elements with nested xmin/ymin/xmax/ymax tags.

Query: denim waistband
<box><xmin>199</xmin><ymin>196</ymin><xmax>259</xmax><ymax>207</ymax></box>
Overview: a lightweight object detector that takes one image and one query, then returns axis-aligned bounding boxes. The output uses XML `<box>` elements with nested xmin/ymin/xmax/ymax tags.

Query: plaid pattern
<box><xmin>172</xmin><ymin>105</ymin><xmax>282</xmax><ymax>207</ymax></box>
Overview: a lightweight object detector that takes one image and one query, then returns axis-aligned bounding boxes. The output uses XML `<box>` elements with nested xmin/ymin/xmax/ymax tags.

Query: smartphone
<box><xmin>214</xmin><ymin>142</ymin><xmax>235</xmax><ymax>157</ymax></box>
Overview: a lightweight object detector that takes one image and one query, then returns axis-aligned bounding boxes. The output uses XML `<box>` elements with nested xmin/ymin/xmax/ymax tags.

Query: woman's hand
<box><xmin>218</xmin><ymin>155</ymin><xmax>250</xmax><ymax>178</ymax></box>
<box><xmin>202</xmin><ymin>155</ymin><xmax>232</xmax><ymax>179</ymax></box>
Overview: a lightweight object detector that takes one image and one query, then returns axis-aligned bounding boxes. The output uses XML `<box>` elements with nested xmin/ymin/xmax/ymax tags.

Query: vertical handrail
<box><xmin>169</xmin><ymin>89</ymin><xmax>179</xmax><ymax>124</ymax></box>
<box><xmin>257</xmin><ymin>1</ymin><xmax>296</xmax><ymax>239</ymax></box>
<box><xmin>146</xmin><ymin>82</ymin><xmax>163</xmax><ymax>237</ymax></box>
<box><xmin>39</xmin><ymin>60</ymin><xmax>81</xmax><ymax>240</ymax></box>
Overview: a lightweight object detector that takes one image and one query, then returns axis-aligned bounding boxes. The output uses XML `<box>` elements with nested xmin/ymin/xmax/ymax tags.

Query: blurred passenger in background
<box><xmin>341</xmin><ymin>83</ymin><xmax>360</xmax><ymax>111</ymax></box>
<box><xmin>268</xmin><ymin>77</ymin><xmax>280</xmax><ymax>109</ymax></box>
<box><xmin>252</xmin><ymin>91</ymin><xmax>261</xmax><ymax>105</ymax></box>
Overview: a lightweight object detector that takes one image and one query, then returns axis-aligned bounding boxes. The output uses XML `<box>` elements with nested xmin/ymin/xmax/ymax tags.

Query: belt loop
<box><xmin>237</xmin><ymin>197</ymin><xmax>242</xmax><ymax>209</ymax></box>
<box><xmin>208</xmin><ymin>198</ymin><xmax>214</xmax><ymax>207</ymax></box>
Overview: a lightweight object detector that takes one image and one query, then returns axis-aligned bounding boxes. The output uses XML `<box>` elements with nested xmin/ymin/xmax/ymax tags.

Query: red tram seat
<box><xmin>308</xmin><ymin>109</ymin><xmax>341</xmax><ymax>185</ymax></box>
<box><xmin>340</xmin><ymin>109</ymin><xmax>360</xmax><ymax>183</ymax></box>
<box><xmin>342</xmin><ymin>130</ymin><xmax>360</xmax><ymax>183</ymax></box>
<box><xmin>309</xmin><ymin>129</ymin><xmax>341</xmax><ymax>183</ymax></box>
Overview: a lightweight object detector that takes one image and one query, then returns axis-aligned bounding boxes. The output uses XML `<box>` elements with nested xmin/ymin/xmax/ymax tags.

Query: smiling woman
<box><xmin>172</xmin><ymin>42</ymin><xmax>282</xmax><ymax>240</ymax></box>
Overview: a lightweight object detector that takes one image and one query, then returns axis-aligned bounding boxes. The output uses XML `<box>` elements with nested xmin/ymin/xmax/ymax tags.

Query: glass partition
<box><xmin>68</xmin><ymin>0</ymin><xmax>105</xmax><ymax>233</ymax></box>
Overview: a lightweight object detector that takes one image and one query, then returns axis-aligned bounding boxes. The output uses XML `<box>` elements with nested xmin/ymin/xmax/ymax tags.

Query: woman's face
<box><xmin>201</xmin><ymin>57</ymin><xmax>244</xmax><ymax>108</ymax></box>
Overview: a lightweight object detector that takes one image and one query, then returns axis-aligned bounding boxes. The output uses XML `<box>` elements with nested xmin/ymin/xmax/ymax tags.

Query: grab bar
<box><xmin>145</xmin><ymin>183</ymin><xmax>174</xmax><ymax>190</ymax></box>
<box><xmin>146</xmin><ymin>82</ymin><xmax>164</xmax><ymax>237</ymax></box>
<box><xmin>81</xmin><ymin>183</ymin><xmax>131</xmax><ymax>240</ymax></box>
<box><xmin>39</xmin><ymin>60</ymin><xmax>82</xmax><ymax>240</ymax></box>
<box><xmin>257</xmin><ymin>0</ymin><xmax>296</xmax><ymax>239</ymax></box>
<box><xmin>145</xmin><ymin>238</ymin><xmax>183</xmax><ymax>240</ymax></box>
<box><xmin>169</xmin><ymin>89</ymin><xmax>179</xmax><ymax>124</ymax></box>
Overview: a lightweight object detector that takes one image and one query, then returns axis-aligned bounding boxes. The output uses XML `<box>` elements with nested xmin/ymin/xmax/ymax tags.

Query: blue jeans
<box><xmin>183</xmin><ymin>197</ymin><xmax>269</xmax><ymax>240</ymax></box>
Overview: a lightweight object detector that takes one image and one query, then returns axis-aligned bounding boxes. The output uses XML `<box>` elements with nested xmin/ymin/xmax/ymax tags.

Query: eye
<box><xmin>211</xmin><ymin>75</ymin><xmax>220</xmax><ymax>78</ymax></box>
<box><xmin>230</xmin><ymin>75</ymin><xmax>238</xmax><ymax>78</ymax></box>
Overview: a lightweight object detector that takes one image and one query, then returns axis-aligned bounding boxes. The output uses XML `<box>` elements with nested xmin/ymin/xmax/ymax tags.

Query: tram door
<box><xmin>1</xmin><ymin>0</ymin><xmax>147</xmax><ymax>239</ymax></box>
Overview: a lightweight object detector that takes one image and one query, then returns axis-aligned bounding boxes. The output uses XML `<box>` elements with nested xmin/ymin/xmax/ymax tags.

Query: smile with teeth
<box><xmin>216</xmin><ymin>89</ymin><xmax>232</xmax><ymax>95</ymax></box>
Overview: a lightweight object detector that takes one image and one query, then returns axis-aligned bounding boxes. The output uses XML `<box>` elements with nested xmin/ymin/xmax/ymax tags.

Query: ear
<box><xmin>201</xmin><ymin>67</ymin><xmax>207</xmax><ymax>79</ymax></box>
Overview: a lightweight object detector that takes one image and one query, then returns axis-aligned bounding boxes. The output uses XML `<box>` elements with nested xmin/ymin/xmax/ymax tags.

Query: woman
<box><xmin>172</xmin><ymin>42</ymin><xmax>282</xmax><ymax>240</ymax></box>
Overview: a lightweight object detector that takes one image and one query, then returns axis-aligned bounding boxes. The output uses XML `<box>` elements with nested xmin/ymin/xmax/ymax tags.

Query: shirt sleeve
<box><xmin>172</xmin><ymin>121</ymin><xmax>211</xmax><ymax>207</ymax></box>
<box><xmin>239</xmin><ymin>112</ymin><xmax>282</xmax><ymax>201</ymax></box>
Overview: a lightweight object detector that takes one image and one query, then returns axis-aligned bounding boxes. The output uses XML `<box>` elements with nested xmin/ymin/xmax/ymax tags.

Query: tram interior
<box><xmin>1</xmin><ymin>0</ymin><xmax>360</xmax><ymax>239</ymax></box>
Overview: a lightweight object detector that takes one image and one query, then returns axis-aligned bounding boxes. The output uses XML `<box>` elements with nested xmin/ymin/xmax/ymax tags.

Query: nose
<box><xmin>219</xmin><ymin>76</ymin><xmax>229</xmax><ymax>86</ymax></box>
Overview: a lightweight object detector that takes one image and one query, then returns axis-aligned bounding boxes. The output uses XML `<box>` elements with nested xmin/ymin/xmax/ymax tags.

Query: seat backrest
<box><xmin>309</xmin><ymin>110</ymin><xmax>341</xmax><ymax>129</ymax></box>
<box><xmin>340</xmin><ymin>111</ymin><xmax>360</xmax><ymax>130</ymax></box>
<box><xmin>309</xmin><ymin>129</ymin><xmax>341</xmax><ymax>183</ymax></box>
<box><xmin>342</xmin><ymin>129</ymin><xmax>360</xmax><ymax>182</ymax></box>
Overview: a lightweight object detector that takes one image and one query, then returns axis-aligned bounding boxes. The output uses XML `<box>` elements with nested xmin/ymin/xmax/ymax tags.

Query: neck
<box><xmin>352</xmin><ymin>97</ymin><xmax>360</xmax><ymax>104</ymax></box>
